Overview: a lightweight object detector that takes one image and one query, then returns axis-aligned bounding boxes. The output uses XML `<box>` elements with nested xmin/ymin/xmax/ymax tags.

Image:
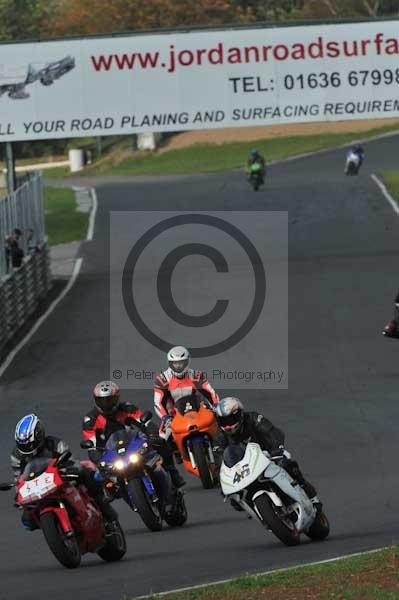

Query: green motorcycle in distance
<box><xmin>248</xmin><ymin>162</ymin><xmax>264</xmax><ymax>191</ymax></box>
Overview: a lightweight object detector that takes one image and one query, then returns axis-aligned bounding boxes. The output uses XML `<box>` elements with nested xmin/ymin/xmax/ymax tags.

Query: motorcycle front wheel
<box><xmin>192</xmin><ymin>443</ymin><xmax>215</xmax><ymax>489</ymax></box>
<box><xmin>253</xmin><ymin>494</ymin><xmax>300</xmax><ymax>546</ymax></box>
<box><xmin>127</xmin><ymin>478</ymin><xmax>162</xmax><ymax>532</ymax></box>
<box><xmin>41</xmin><ymin>512</ymin><xmax>81</xmax><ymax>568</ymax></box>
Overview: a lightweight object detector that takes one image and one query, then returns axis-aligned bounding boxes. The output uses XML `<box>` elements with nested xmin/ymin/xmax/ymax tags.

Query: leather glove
<box><xmin>59</xmin><ymin>466</ymin><xmax>80</xmax><ymax>480</ymax></box>
<box><xmin>269</xmin><ymin>445</ymin><xmax>285</xmax><ymax>459</ymax></box>
<box><xmin>161</xmin><ymin>415</ymin><xmax>173</xmax><ymax>430</ymax></box>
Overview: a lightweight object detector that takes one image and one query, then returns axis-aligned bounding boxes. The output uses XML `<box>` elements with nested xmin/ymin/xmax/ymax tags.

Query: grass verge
<box><xmin>78</xmin><ymin>123</ymin><xmax>399</xmax><ymax>178</ymax></box>
<box><xmin>129</xmin><ymin>546</ymin><xmax>399</xmax><ymax>600</ymax></box>
<box><xmin>45</xmin><ymin>187</ymin><xmax>88</xmax><ymax>245</ymax></box>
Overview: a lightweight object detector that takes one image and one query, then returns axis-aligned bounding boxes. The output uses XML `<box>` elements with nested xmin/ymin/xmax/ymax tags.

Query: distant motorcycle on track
<box><xmin>344</xmin><ymin>145</ymin><xmax>364</xmax><ymax>176</ymax></box>
<box><xmin>248</xmin><ymin>162</ymin><xmax>265</xmax><ymax>191</ymax></box>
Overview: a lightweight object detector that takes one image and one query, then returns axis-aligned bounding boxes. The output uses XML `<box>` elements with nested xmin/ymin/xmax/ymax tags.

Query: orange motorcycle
<box><xmin>170</xmin><ymin>395</ymin><xmax>219</xmax><ymax>489</ymax></box>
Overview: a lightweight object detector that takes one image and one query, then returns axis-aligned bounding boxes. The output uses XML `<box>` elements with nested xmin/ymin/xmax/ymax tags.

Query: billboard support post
<box><xmin>5</xmin><ymin>142</ymin><xmax>16</xmax><ymax>193</ymax></box>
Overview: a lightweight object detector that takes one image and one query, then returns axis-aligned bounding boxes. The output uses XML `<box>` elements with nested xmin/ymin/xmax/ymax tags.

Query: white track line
<box><xmin>135</xmin><ymin>546</ymin><xmax>391</xmax><ymax>599</ymax></box>
<box><xmin>0</xmin><ymin>186</ymin><xmax>97</xmax><ymax>379</ymax></box>
<box><xmin>371</xmin><ymin>173</ymin><xmax>399</xmax><ymax>216</ymax></box>
<box><xmin>0</xmin><ymin>258</ymin><xmax>83</xmax><ymax>379</ymax></box>
<box><xmin>86</xmin><ymin>188</ymin><xmax>98</xmax><ymax>241</ymax></box>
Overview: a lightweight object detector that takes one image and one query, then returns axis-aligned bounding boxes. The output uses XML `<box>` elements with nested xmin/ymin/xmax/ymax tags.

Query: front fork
<box><xmin>186</xmin><ymin>436</ymin><xmax>215</xmax><ymax>469</ymax></box>
<box><xmin>41</xmin><ymin>503</ymin><xmax>73</xmax><ymax>535</ymax></box>
<box><xmin>124</xmin><ymin>472</ymin><xmax>161</xmax><ymax>510</ymax></box>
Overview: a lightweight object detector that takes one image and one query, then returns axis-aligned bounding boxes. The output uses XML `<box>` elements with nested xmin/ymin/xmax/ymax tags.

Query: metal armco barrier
<box><xmin>0</xmin><ymin>172</ymin><xmax>46</xmax><ymax>278</ymax></box>
<box><xmin>0</xmin><ymin>173</ymin><xmax>51</xmax><ymax>356</ymax></box>
<box><xmin>0</xmin><ymin>244</ymin><xmax>51</xmax><ymax>355</ymax></box>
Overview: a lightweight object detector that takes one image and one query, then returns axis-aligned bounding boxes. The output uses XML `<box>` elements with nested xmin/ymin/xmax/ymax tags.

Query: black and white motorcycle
<box><xmin>220</xmin><ymin>443</ymin><xmax>329</xmax><ymax>546</ymax></box>
<box><xmin>344</xmin><ymin>150</ymin><xmax>362</xmax><ymax>175</ymax></box>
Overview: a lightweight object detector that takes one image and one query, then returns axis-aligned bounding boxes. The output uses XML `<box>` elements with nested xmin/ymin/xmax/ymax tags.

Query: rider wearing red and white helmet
<box><xmin>215</xmin><ymin>397</ymin><xmax>321</xmax><ymax>510</ymax></box>
<box><xmin>153</xmin><ymin>346</ymin><xmax>219</xmax><ymax>438</ymax></box>
<box><xmin>82</xmin><ymin>381</ymin><xmax>144</xmax><ymax>450</ymax></box>
<box><xmin>82</xmin><ymin>380</ymin><xmax>185</xmax><ymax>488</ymax></box>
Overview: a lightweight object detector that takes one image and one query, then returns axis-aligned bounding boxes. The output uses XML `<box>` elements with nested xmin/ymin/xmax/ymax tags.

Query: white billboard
<box><xmin>1</xmin><ymin>20</ymin><xmax>399</xmax><ymax>140</ymax></box>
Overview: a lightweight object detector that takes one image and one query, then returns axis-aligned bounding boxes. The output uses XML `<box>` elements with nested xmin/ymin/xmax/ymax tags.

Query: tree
<box><xmin>302</xmin><ymin>0</ymin><xmax>399</xmax><ymax>18</ymax></box>
<box><xmin>0</xmin><ymin>0</ymin><xmax>59</xmax><ymax>41</ymax></box>
<box><xmin>42</xmin><ymin>0</ymin><xmax>250</xmax><ymax>37</ymax></box>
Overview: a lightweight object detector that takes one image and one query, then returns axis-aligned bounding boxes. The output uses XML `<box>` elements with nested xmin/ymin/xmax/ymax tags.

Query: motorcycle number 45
<box><xmin>20</xmin><ymin>472</ymin><xmax>56</xmax><ymax>500</ymax></box>
<box><xmin>233</xmin><ymin>464</ymin><xmax>250</xmax><ymax>484</ymax></box>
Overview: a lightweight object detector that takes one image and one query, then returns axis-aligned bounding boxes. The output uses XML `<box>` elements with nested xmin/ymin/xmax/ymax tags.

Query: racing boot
<box><xmin>158</xmin><ymin>440</ymin><xmax>186</xmax><ymax>487</ymax></box>
<box><xmin>283</xmin><ymin>459</ymin><xmax>322</xmax><ymax>512</ymax></box>
<box><xmin>168</xmin><ymin>465</ymin><xmax>186</xmax><ymax>488</ymax></box>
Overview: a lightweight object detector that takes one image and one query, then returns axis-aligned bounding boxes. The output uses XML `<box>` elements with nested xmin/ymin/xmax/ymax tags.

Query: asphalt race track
<box><xmin>1</xmin><ymin>134</ymin><xmax>399</xmax><ymax>599</ymax></box>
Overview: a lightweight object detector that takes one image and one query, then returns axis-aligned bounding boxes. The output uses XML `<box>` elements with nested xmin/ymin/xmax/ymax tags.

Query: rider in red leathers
<box><xmin>82</xmin><ymin>380</ymin><xmax>185</xmax><ymax>487</ymax></box>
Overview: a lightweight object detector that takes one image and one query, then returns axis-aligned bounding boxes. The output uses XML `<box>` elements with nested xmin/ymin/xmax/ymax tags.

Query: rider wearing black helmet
<box><xmin>215</xmin><ymin>397</ymin><xmax>321</xmax><ymax>511</ymax></box>
<box><xmin>11</xmin><ymin>413</ymin><xmax>118</xmax><ymax>531</ymax></box>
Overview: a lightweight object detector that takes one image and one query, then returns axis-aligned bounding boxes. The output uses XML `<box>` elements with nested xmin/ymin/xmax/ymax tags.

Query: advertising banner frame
<box><xmin>0</xmin><ymin>17</ymin><xmax>398</xmax><ymax>141</ymax></box>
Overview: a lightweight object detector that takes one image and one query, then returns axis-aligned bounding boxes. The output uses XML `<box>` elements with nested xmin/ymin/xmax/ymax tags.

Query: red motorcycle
<box><xmin>0</xmin><ymin>453</ymin><xmax>126</xmax><ymax>569</ymax></box>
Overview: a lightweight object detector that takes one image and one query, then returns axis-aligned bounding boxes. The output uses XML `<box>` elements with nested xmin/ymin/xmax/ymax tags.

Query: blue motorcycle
<box><xmin>93</xmin><ymin>428</ymin><xmax>187</xmax><ymax>532</ymax></box>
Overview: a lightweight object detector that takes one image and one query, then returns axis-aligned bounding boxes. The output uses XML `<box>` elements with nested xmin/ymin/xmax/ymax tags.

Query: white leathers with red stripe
<box><xmin>153</xmin><ymin>367</ymin><xmax>219</xmax><ymax>419</ymax></box>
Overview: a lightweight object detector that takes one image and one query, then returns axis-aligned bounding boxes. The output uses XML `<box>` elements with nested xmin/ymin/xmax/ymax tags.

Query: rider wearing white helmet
<box><xmin>215</xmin><ymin>397</ymin><xmax>321</xmax><ymax>511</ymax></box>
<box><xmin>153</xmin><ymin>346</ymin><xmax>219</xmax><ymax>434</ymax></box>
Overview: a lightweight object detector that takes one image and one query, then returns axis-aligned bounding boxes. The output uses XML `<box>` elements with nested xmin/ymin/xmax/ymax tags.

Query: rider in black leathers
<box><xmin>215</xmin><ymin>397</ymin><xmax>320</xmax><ymax>509</ymax></box>
<box><xmin>11</xmin><ymin>414</ymin><xmax>118</xmax><ymax>531</ymax></box>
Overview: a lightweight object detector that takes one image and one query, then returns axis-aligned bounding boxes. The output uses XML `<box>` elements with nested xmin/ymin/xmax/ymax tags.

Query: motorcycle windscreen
<box><xmin>105</xmin><ymin>428</ymin><xmax>147</xmax><ymax>452</ymax></box>
<box><xmin>21</xmin><ymin>457</ymin><xmax>52</xmax><ymax>480</ymax></box>
<box><xmin>174</xmin><ymin>394</ymin><xmax>202</xmax><ymax>415</ymax></box>
<box><xmin>223</xmin><ymin>444</ymin><xmax>246</xmax><ymax>468</ymax></box>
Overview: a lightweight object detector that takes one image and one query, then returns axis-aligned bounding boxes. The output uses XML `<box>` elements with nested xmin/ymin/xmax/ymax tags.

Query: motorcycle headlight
<box><xmin>114</xmin><ymin>459</ymin><xmax>125</xmax><ymax>471</ymax></box>
<box><xmin>129</xmin><ymin>453</ymin><xmax>140</xmax><ymax>464</ymax></box>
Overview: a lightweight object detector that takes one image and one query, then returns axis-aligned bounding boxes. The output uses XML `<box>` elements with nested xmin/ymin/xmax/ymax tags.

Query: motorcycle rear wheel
<box><xmin>41</xmin><ymin>512</ymin><xmax>81</xmax><ymax>568</ymax></box>
<box><xmin>97</xmin><ymin>521</ymin><xmax>127</xmax><ymax>561</ymax></box>
<box><xmin>253</xmin><ymin>494</ymin><xmax>300</xmax><ymax>546</ymax></box>
<box><xmin>127</xmin><ymin>478</ymin><xmax>162</xmax><ymax>531</ymax></box>
<box><xmin>305</xmin><ymin>511</ymin><xmax>330</xmax><ymax>541</ymax></box>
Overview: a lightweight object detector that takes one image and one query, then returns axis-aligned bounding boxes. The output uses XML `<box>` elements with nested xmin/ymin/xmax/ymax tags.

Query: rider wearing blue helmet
<box><xmin>11</xmin><ymin>414</ymin><xmax>118</xmax><ymax>531</ymax></box>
